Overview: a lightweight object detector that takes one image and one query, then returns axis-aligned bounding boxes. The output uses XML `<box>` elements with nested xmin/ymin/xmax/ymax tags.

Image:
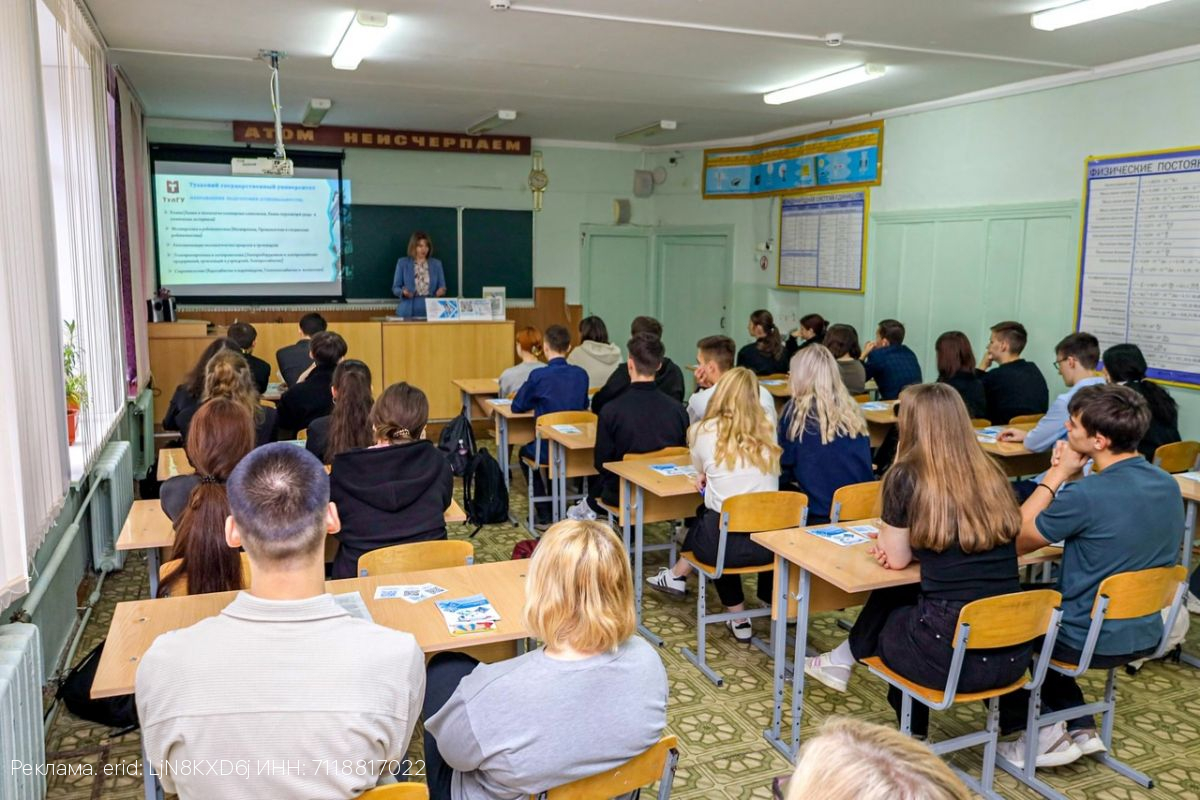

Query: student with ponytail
<box><xmin>306</xmin><ymin>359</ymin><xmax>374</xmax><ymax>463</ymax></box>
<box><xmin>1102</xmin><ymin>343</ymin><xmax>1180</xmax><ymax>460</ymax></box>
<box><xmin>737</xmin><ymin>309</ymin><xmax>790</xmax><ymax>375</ymax></box>
<box><xmin>785</xmin><ymin>312</ymin><xmax>829</xmax><ymax>358</ymax></box>
<box><xmin>175</xmin><ymin>349</ymin><xmax>277</xmax><ymax>447</ymax></box>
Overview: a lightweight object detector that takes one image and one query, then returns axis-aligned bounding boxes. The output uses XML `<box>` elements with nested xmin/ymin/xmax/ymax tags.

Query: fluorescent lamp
<box><xmin>614</xmin><ymin>120</ymin><xmax>677</xmax><ymax>143</ymax></box>
<box><xmin>331</xmin><ymin>11</ymin><xmax>388</xmax><ymax>70</ymax></box>
<box><xmin>466</xmin><ymin>109</ymin><xmax>517</xmax><ymax>135</ymax></box>
<box><xmin>301</xmin><ymin>98</ymin><xmax>332</xmax><ymax>127</ymax></box>
<box><xmin>1030</xmin><ymin>0</ymin><xmax>1174</xmax><ymax>30</ymax></box>
<box><xmin>763</xmin><ymin>64</ymin><xmax>886</xmax><ymax>105</ymax></box>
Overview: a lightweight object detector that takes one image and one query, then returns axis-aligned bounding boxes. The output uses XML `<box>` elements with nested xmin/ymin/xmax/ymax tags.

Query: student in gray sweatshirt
<box><xmin>567</xmin><ymin>315</ymin><xmax>623</xmax><ymax>389</ymax></box>
<box><xmin>424</xmin><ymin>520</ymin><xmax>668</xmax><ymax>800</ymax></box>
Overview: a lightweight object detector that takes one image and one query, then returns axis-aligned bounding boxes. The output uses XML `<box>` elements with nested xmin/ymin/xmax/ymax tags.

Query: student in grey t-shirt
<box><xmin>498</xmin><ymin>327</ymin><xmax>546</xmax><ymax>399</ymax></box>
<box><xmin>424</xmin><ymin>520</ymin><xmax>668</xmax><ymax>800</ymax></box>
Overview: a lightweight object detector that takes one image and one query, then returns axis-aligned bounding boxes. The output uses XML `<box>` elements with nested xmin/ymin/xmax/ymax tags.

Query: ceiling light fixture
<box><xmin>301</xmin><ymin>98</ymin><xmax>333</xmax><ymax>127</ymax></box>
<box><xmin>331</xmin><ymin>11</ymin><xmax>389</xmax><ymax>70</ymax></box>
<box><xmin>1030</xmin><ymin>0</ymin><xmax>1174</xmax><ymax>30</ymax></box>
<box><xmin>614</xmin><ymin>120</ymin><xmax>677</xmax><ymax>143</ymax></box>
<box><xmin>466</xmin><ymin>109</ymin><xmax>518</xmax><ymax>135</ymax></box>
<box><xmin>763</xmin><ymin>64</ymin><xmax>886</xmax><ymax>105</ymax></box>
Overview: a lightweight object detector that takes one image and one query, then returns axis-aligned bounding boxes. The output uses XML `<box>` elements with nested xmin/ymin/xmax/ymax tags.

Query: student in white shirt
<box><xmin>648</xmin><ymin>367</ymin><xmax>781</xmax><ymax>642</ymax></box>
<box><xmin>688</xmin><ymin>335</ymin><xmax>776</xmax><ymax>425</ymax></box>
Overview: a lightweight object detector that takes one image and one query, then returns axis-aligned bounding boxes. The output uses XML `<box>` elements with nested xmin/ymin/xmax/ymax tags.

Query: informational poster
<box><xmin>777</xmin><ymin>190</ymin><xmax>868</xmax><ymax>293</ymax></box>
<box><xmin>1076</xmin><ymin>147</ymin><xmax>1200</xmax><ymax>388</ymax></box>
<box><xmin>703</xmin><ymin>122</ymin><xmax>883</xmax><ymax>199</ymax></box>
<box><xmin>425</xmin><ymin>298</ymin><xmax>496</xmax><ymax>321</ymax></box>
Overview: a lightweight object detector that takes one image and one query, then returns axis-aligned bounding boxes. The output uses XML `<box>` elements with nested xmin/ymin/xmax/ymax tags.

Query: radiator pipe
<box><xmin>43</xmin><ymin>568</ymin><xmax>108</xmax><ymax>731</ymax></box>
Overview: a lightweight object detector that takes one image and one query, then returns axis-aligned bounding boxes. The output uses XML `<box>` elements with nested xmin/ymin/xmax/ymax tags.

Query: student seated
<box><xmin>161</xmin><ymin>337</ymin><xmax>238</xmax><ymax>435</ymax></box>
<box><xmin>785</xmin><ymin>312</ymin><xmax>828</xmax><ymax>358</ymax></box>
<box><xmin>227</xmin><ymin>321</ymin><xmax>272</xmax><ymax>394</ymax></box>
<box><xmin>306</xmin><ymin>359</ymin><xmax>374</xmax><ymax>464</ymax></box>
<box><xmin>591</xmin><ymin>316</ymin><xmax>684</xmax><ymax>413</ymax></box>
<box><xmin>999</xmin><ymin>332</ymin><xmax>1104</xmax><ymax>499</ymax></box>
<box><xmin>935</xmin><ymin>331</ymin><xmax>987</xmax><ymax>419</ymax></box>
<box><xmin>804</xmin><ymin>383</ymin><xmax>1030</xmax><ymax>740</ymax></box>
<box><xmin>567</xmin><ymin>315</ymin><xmax>622</xmax><ymax>389</ymax></box>
<box><xmin>861</xmin><ymin>318</ymin><xmax>922</xmax><ymax>400</ymax></box>
<box><xmin>977</xmin><ymin>320</ymin><xmax>1049</xmax><ymax>424</ymax></box>
<box><xmin>687</xmin><ymin>334</ymin><xmax>776</xmax><ymax>425</ymax></box>
<box><xmin>573</xmin><ymin>333</ymin><xmax>689</xmax><ymax>519</ymax></box>
<box><xmin>996</xmin><ymin>384</ymin><xmax>1183</xmax><ymax>767</ymax></box>
<box><xmin>737</xmin><ymin>309</ymin><xmax>790</xmax><ymax>375</ymax></box>
<box><xmin>1102</xmin><ymin>343</ymin><xmax>1180</xmax><ymax>461</ymax></box>
<box><xmin>175</xmin><ymin>350</ymin><xmax>277</xmax><ymax>447</ymax></box>
<box><xmin>275</xmin><ymin>311</ymin><xmax>326</xmax><ymax>386</ymax></box>
<box><xmin>498</xmin><ymin>326</ymin><xmax>545</xmax><ymax>398</ymax></box>
<box><xmin>137</xmin><ymin>443</ymin><xmax>425</xmax><ymax>800</ymax></box>
<box><xmin>158</xmin><ymin>399</ymin><xmax>254</xmax><ymax>597</ymax></box>
<box><xmin>276</xmin><ymin>330</ymin><xmax>347</xmax><ymax>436</ymax></box>
<box><xmin>785</xmin><ymin>717</ymin><xmax>971</xmax><ymax>800</ymax></box>
<box><xmin>778</xmin><ymin>346</ymin><xmax>873</xmax><ymax>524</ymax></box>
<box><xmin>513</xmin><ymin>325</ymin><xmax>591</xmax><ymax>529</ymax></box>
<box><xmin>647</xmin><ymin>368</ymin><xmax>781</xmax><ymax>642</ymax></box>
<box><xmin>423</xmin><ymin>520</ymin><xmax>668</xmax><ymax>800</ymax></box>
<box><xmin>823</xmin><ymin>323</ymin><xmax>866</xmax><ymax>395</ymax></box>
<box><xmin>329</xmin><ymin>382</ymin><xmax>453</xmax><ymax>579</ymax></box>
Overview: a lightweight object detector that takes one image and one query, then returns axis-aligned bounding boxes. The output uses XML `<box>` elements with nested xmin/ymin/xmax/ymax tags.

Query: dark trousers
<box><xmin>1012</xmin><ymin>479</ymin><xmax>1039</xmax><ymax>502</ymax></box>
<box><xmin>997</xmin><ymin>640</ymin><xmax>1155</xmax><ymax>735</ymax></box>
<box><xmin>1191</xmin><ymin>565</ymin><xmax>1200</xmax><ymax>598</ymax></box>
<box><xmin>849</xmin><ymin>585</ymin><xmax>1031</xmax><ymax>738</ymax></box>
<box><xmin>684</xmin><ymin>505</ymin><xmax>774</xmax><ymax>607</ymax></box>
<box><xmin>422</xmin><ymin>652</ymin><xmax>481</xmax><ymax>800</ymax></box>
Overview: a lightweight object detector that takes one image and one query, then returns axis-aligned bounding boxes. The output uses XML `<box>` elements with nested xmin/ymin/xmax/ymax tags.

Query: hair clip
<box><xmin>198</xmin><ymin>474</ymin><xmax>223</xmax><ymax>485</ymax></box>
<box><xmin>396</xmin><ymin>428</ymin><xmax>412</xmax><ymax>439</ymax></box>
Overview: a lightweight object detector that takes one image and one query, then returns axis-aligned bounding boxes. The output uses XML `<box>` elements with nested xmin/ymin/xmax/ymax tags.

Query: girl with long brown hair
<box><xmin>158</xmin><ymin>398</ymin><xmax>255</xmax><ymax>597</ymax></box>
<box><xmin>306</xmin><ymin>359</ymin><xmax>374</xmax><ymax>463</ymax></box>
<box><xmin>162</xmin><ymin>336</ymin><xmax>238</xmax><ymax>434</ymax></box>
<box><xmin>174</xmin><ymin>349</ymin><xmax>277</xmax><ymax>446</ymax></box>
<box><xmin>737</xmin><ymin>309</ymin><xmax>789</xmax><ymax>375</ymax></box>
<box><xmin>804</xmin><ymin>383</ymin><xmax>1029</xmax><ymax>739</ymax></box>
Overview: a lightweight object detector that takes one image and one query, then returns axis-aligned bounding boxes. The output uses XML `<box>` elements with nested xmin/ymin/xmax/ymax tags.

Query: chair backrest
<box><xmin>852</xmin><ymin>393</ymin><xmax>870</xmax><ymax>403</ymax></box>
<box><xmin>358</xmin><ymin>783</ymin><xmax>430</xmax><ymax>799</ymax></box>
<box><xmin>625</xmin><ymin>447</ymin><xmax>690</xmax><ymax>461</ymax></box>
<box><xmin>1009</xmin><ymin>413</ymin><xmax>1044</xmax><ymax>425</ymax></box>
<box><xmin>956</xmin><ymin>589</ymin><xmax>1062</xmax><ymax>650</ymax></box>
<box><xmin>829</xmin><ymin>481</ymin><xmax>881</xmax><ymax>523</ymax></box>
<box><xmin>358</xmin><ymin>540</ymin><xmax>475</xmax><ymax>577</ymax></box>
<box><xmin>723</xmin><ymin>491</ymin><xmax>808</xmax><ymax>534</ymax></box>
<box><xmin>533</xmin><ymin>735</ymin><xmax>679</xmax><ymax>800</ymax></box>
<box><xmin>970</xmin><ymin>418</ymin><xmax>992</xmax><ymax>429</ymax></box>
<box><xmin>1153</xmin><ymin>440</ymin><xmax>1200</xmax><ymax>474</ymax></box>
<box><xmin>536</xmin><ymin>410</ymin><xmax>597</xmax><ymax>430</ymax></box>
<box><xmin>1092</xmin><ymin>564</ymin><xmax>1187</xmax><ymax>621</ymax></box>
<box><xmin>159</xmin><ymin>553</ymin><xmax>253</xmax><ymax>597</ymax></box>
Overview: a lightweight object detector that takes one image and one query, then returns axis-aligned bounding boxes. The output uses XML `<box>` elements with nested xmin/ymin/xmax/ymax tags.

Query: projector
<box><xmin>231</xmin><ymin>157</ymin><xmax>295</xmax><ymax>177</ymax></box>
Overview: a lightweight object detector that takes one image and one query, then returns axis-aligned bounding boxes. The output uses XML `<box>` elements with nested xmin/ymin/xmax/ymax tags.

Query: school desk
<box><xmin>488</xmin><ymin>399</ymin><xmax>535</xmax><ymax>493</ymax></box>
<box><xmin>761</xmin><ymin>379</ymin><xmax>790</xmax><ymax>416</ymax></box>
<box><xmin>156</xmin><ymin>441</ymin><xmax>309</xmax><ymax>481</ymax></box>
<box><xmin>453</xmin><ymin>377</ymin><xmax>500</xmax><ymax>421</ymax></box>
<box><xmin>858</xmin><ymin>399</ymin><xmax>899</xmax><ymax>448</ymax></box>
<box><xmin>1176</xmin><ymin>474</ymin><xmax>1200</xmax><ymax>669</ymax></box>
<box><xmin>604</xmin><ymin>455</ymin><xmax>700</xmax><ymax>646</ymax></box>
<box><xmin>752</xmin><ymin>522</ymin><xmax>1061</xmax><ymax>760</ymax></box>
<box><xmin>541</xmin><ymin>421</ymin><xmax>598</xmax><ymax>521</ymax></box>
<box><xmin>977</xmin><ymin>422</ymin><xmax>1051</xmax><ymax>478</ymax></box>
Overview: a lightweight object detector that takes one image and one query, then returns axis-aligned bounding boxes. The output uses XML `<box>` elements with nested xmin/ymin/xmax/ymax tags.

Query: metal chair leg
<box><xmin>681</xmin><ymin>573</ymin><xmax>724</xmax><ymax>686</ymax></box>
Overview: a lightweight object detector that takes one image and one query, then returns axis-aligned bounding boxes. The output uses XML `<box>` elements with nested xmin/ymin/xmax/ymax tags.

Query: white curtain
<box><xmin>116</xmin><ymin>71</ymin><xmax>152</xmax><ymax>392</ymax></box>
<box><xmin>0</xmin><ymin>0</ymin><xmax>71</xmax><ymax>609</ymax></box>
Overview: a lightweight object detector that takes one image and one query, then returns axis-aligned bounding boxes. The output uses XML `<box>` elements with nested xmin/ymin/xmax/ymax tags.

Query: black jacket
<box><xmin>245</xmin><ymin>352</ymin><xmax>272</xmax><ymax>394</ymax></box>
<box><xmin>162</xmin><ymin>385</ymin><xmax>199</xmax><ymax>432</ymax></box>
<box><xmin>737</xmin><ymin>340</ymin><xmax>790</xmax><ymax>375</ymax></box>
<box><xmin>591</xmin><ymin>358</ymin><xmax>685</xmax><ymax>415</ymax></box>
<box><xmin>159</xmin><ymin>474</ymin><xmax>200</xmax><ymax>526</ymax></box>
<box><xmin>977</xmin><ymin>359</ymin><xmax>1049</xmax><ymax>425</ymax></box>
<box><xmin>174</xmin><ymin>401</ymin><xmax>278</xmax><ymax>448</ymax></box>
<box><xmin>276</xmin><ymin>365</ymin><xmax>335</xmax><ymax>435</ymax></box>
<box><xmin>276</xmin><ymin>339</ymin><xmax>313</xmax><ymax>387</ymax></box>
<box><xmin>941</xmin><ymin>371</ymin><xmax>988</xmax><ymax>419</ymax></box>
<box><xmin>329</xmin><ymin>440</ymin><xmax>454</xmax><ymax>579</ymax></box>
<box><xmin>305</xmin><ymin>415</ymin><xmax>331</xmax><ymax>463</ymax></box>
<box><xmin>593</xmin><ymin>383</ymin><xmax>689</xmax><ymax>506</ymax></box>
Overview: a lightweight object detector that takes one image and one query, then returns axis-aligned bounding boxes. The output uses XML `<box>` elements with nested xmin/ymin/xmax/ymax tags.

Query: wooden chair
<box><xmin>680</xmin><ymin>491</ymin><xmax>808</xmax><ymax>686</ymax></box>
<box><xmin>971</xmin><ymin>418</ymin><xmax>993</xmax><ymax>429</ymax></box>
<box><xmin>1153</xmin><ymin>440</ymin><xmax>1200</xmax><ymax>474</ymax></box>
<box><xmin>829</xmin><ymin>481</ymin><xmax>881</xmax><ymax>523</ymax></box>
<box><xmin>358</xmin><ymin>540</ymin><xmax>475</xmax><ymax>577</ymax></box>
<box><xmin>1009</xmin><ymin>413</ymin><xmax>1044</xmax><ymax>425</ymax></box>
<box><xmin>158</xmin><ymin>553</ymin><xmax>253</xmax><ymax>597</ymax></box>
<box><xmin>532</xmin><ymin>735</ymin><xmax>680</xmax><ymax>800</ymax></box>
<box><xmin>998</xmin><ymin>566</ymin><xmax>1188</xmax><ymax>800</ymax></box>
<box><xmin>863</xmin><ymin>589</ymin><xmax>1064</xmax><ymax>800</ymax></box>
<box><xmin>598</xmin><ymin>446</ymin><xmax>690</xmax><ymax>561</ymax></box>
<box><xmin>358</xmin><ymin>783</ymin><xmax>429</xmax><ymax>799</ymax></box>
<box><xmin>520</xmin><ymin>411</ymin><xmax>597</xmax><ymax>533</ymax></box>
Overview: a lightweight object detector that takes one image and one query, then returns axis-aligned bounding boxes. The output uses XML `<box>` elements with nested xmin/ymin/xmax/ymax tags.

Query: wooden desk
<box><xmin>541</xmin><ymin>422</ymin><xmax>598</xmax><ymax>521</ymax></box>
<box><xmin>761</xmin><ymin>379</ymin><xmax>790</xmax><ymax>416</ymax></box>
<box><xmin>752</xmin><ymin>522</ymin><xmax>1061</xmax><ymax>760</ymax></box>
<box><xmin>605</xmin><ymin>456</ymin><xmax>700</xmax><ymax>646</ymax></box>
<box><xmin>858</xmin><ymin>400</ymin><xmax>898</xmax><ymax>448</ymax></box>
<box><xmin>1175</xmin><ymin>474</ymin><xmax>1199</xmax><ymax>573</ymax></box>
<box><xmin>978</xmin><ymin>423</ymin><xmax>1051</xmax><ymax>478</ymax></box>
<box><xmin>156</xmin><ymin>448</ymin><xmax>191</xmax><ymax>481</ymax></box>
<box><xmin>488</xmin><ymin>400</ymin><xmax>535</xmax><ymax>492</ymax></box>
<box><xmin>261</xmin><ymin>382</ymin><xmax>285</xmax><ymax>403</ymax></box>
<box><xmin>91</xmin><ymin>559</ymin><xmax>530</xmax><ymax>700</ymax></box>
<box><xmin>453</xmin><ymin>377</ymin><xmax>501</xmax><ymax>421</ymax></box>
<box><xmin>383</xmin><ymin>321</ymin><xmax>515</xmax><ymax>420</ymax></box>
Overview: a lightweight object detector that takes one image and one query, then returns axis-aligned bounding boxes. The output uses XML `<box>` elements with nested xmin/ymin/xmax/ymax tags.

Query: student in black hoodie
<box><xmin>591</xmin><ymin>316</ymin><xmax>685</xmax><ymax>414</ymax></box>
<box><xmin>737</xmin><ymin>309</ymin><xmax>790</xmax><ymax>375</ymax></box>
<box><xmin>276</xmin><ymin>331</ymin><xmax>346</xmax><ymax>436</ymax></box>
<box><xmin>328</xmin><ymin>382</ymin><xmax>454</xmax><ymax>579</ymax></box>
<box><xmin>162</xmin><ymin>337</ymin><xmax>238</xmax><ymax>434</ymax></box>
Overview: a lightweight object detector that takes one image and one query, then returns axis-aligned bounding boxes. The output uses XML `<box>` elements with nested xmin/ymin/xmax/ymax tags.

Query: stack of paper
<box><xmin>436</xmin><ymin>594</ymin><xmax>502</xmax><ymax>635</ymax></box>
<box><xmin>374</xmin><ymin>584</ymin><xmax>448</xmax><ymax>604</ymax></box>
<box><xmin>649</xmin><ymin>463</ymin><xmax>698</xmax><ymax>477</ymax></box>
<box><xmin>551</xmin><ymin>424</ymin><xmax>581</xmax><ymax>434</ymax></box>
<box><xmin>806</xmin><ymin>526</ymin><xmax>870</xmax><ymax>547</ymax></box>
<box><xmin>860</xmin><ymin>401</ymin><xmax>889</xmax><ymax>411</ymax></box>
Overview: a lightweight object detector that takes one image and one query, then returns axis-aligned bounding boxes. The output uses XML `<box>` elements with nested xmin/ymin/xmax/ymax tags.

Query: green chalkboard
<box><xmin>462</xmin><ymin>208</ymin><xmax>534</xmax><ymax>298</ymax></box>
<box><xmin>342</xmin><ymin>204</ymin><xmax>459</xmax><ymax>300</ymax></box>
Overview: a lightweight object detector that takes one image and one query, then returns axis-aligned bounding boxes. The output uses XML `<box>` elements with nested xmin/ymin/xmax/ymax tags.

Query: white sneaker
<box><xmin>1071</xmin><ymin>728</ymin><xmax>1107</xmax><ymax>756</ymax></box>
<box><xmin>566</xmin><ymin>499</ymin><xmax>597</xmax><ymax>521</ymax></box>
<box><xmin>1187</xmin><ymin>591</ymin><xmax>1200</xmax><ymax>615</ymax></box>
<box><xmin>726</xmin><ymin>619</ymin><xmax>753</xmax><ymax>643</ymax></box>
<box><xmin>997</xmin><ymin>721</ymin><xmax>1083</xmax><ymax>769</ymax></box>
<box><xmin>803</xmin><ymin>653</ymin><xmax>851</xmax><ymax>693</ymax></box>
<box><xmin>646</xmin><ymin>568</ymin><xmax>687</xmax><ymax>597</ymax></box>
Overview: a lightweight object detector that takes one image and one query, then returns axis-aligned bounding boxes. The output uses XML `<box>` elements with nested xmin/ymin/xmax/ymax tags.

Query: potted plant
<box><xmin>63</xmin><ymin>320</ymin><xmax>87</xmax><ymax>445</ymax></box>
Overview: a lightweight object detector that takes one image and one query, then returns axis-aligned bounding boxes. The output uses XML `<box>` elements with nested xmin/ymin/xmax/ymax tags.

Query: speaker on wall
<box><xmin>633</xmin><ymin>169</ymin><xmax>654</xmax><ymax>198</ymax></box>
<box><xmin>612</xmin><ymin>199</ymin><xmax>632</xmax><ymax>225</ymax></box>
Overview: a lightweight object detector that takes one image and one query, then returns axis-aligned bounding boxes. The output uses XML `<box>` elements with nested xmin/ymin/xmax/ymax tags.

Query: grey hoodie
<box><xmin>568</xmin><ymin>340</ymin><xmax>623</xmax><ymax>388</ymax></box>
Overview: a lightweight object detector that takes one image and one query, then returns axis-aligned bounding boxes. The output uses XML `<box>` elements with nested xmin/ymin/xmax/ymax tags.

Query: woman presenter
<box><xmin>392</xmin><ymin>230</ymin><xmax>447</xmax><ymax>318</ymax></box>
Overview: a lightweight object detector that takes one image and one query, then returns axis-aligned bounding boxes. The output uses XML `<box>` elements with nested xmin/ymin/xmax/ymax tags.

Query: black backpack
<box><xmin>56</xmin><ymin>640</ymin><xmax>139</xmax><ymax>733</ymax></box>
<box><xmin>462</xmin><ymin>447</ymin><xmax>509</xmax><ymax>536</ymax></box>
<box><xmin>438</xmin><ymin>411</ymin><xmax>476</xmax><ymax>476</ymax></box>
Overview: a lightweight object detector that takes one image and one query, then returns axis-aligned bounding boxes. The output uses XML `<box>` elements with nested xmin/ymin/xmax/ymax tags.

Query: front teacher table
<box><xmin>540</xmin><ymin>422</ymin><xmax>598</xmax><ymax>521</ymax></box>
<box><xmin>383</xmin><ymin>320</ymin><xmax>515</xmax><ymax>420</ymax></box>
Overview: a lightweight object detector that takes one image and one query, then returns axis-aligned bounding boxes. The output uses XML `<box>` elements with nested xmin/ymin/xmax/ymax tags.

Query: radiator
<box><xmin>0</xmin><ymin>624</ymin><xmax>45</xmax><ymax>800</ymax></box>
<box><xmin>128</xmin><ymin>389</ymin><xmax>155</xmax><ymax>480</ymax></box>
<box><xmin>90</xmin><ymin>440</ymin><xmax>134</xmax><ymax>572</ymax></box>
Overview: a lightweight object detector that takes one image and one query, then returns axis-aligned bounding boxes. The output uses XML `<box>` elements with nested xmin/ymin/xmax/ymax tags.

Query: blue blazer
<box><xmin>392</xmin><ymin>257</ymin><xmax>447</xmax><ymax>318</ymax></box>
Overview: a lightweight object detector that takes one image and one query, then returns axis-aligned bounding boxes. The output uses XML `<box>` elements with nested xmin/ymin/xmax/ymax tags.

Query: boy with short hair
<box><xmin>976</xmin><ymin>320</ymin><xmax>1049</xmax><ymax>424</ymax></box>
<box><xmin>997</xmin><ymin>384</ymin><xmax>1183</xmax><ymax>768</ymax></box>
<box><xmin>276</xmin><ymin>330</ymin><xmax>347</xmax><ymax>436</ymax></box>
<box><xmin>512</xmin><ymin>324</ymin><xmax>590</xmax><ymax>529</ymax></box>
<box><xmin>591</xmin><ymin>316</ymin><xmax>685</xmax><ymax>413</ymax></box>
<box><xmin>276</xmin><ymin>312</ymin><xmax>327</xmax><ymax>386</ymax></box>
<box><xmin>227</xmin><ymin>321</ymin><xmax>272</xmax><ymax>394</ymax></box>
<box><xmin>688</xmin><ymin>335</ymin><xmax>776</xmax><ymax>425</ymax></box>
<box><xmin>861</xmin><ymin>319</ymin><xmax>922</xmax><ymax>400</ymax></box>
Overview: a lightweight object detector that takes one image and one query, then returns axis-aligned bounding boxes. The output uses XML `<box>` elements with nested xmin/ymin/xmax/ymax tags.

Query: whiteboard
<box><xmin>1076</xmin><ymin>148</ymin><xmax>1200</xmax><ymax>388</ymax></box>
<box><xmin>777</xmin><ymin>190</ymin><xmax>868</xmax><ymax>293</ymax></box>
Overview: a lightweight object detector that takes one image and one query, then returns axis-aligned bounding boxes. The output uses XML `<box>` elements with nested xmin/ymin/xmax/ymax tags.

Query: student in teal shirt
<box><xmin>998</xmin><ymin>384</ymin><xmax>1183</xmax><ymax>769</ymax></box>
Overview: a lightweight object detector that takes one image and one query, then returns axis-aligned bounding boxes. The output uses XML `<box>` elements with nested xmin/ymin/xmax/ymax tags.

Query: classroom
<box><xmin>3</xmin><ymin>1</ymin><xmax>1200</xmax><ymax>799</ymax></box>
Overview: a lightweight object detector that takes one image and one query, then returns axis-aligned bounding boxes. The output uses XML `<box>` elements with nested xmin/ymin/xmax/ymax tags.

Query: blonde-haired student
<box><xmin>647</xmin><ymin>367</ymin><xmax>781</xmax><ymax>642</ymax></box>
<box><xmin>804</xmin><ymin>383</ymin><xmax>1030</xmax><ymax>740</ymax></box>
<box><xmin>785</xmin><ymin>717</ymin><xmax>971</xmax><ymax>800</ymax></box>
<box><xmin>175</xmin><ymin>349</ymin><xmax>277</xmax><ymax>447</ymax></box>
<box><xmin>423</xmin><ymin>520</ymin><xmax>667</xmax><ymax>800</ymax></box>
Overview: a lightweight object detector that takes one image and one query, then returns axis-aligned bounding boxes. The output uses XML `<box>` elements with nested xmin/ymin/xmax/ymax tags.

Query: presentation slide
<box><xmin>152</xmin><ymin>160</ymin><xmax>344</xmax><ymax>298</ymax></box>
